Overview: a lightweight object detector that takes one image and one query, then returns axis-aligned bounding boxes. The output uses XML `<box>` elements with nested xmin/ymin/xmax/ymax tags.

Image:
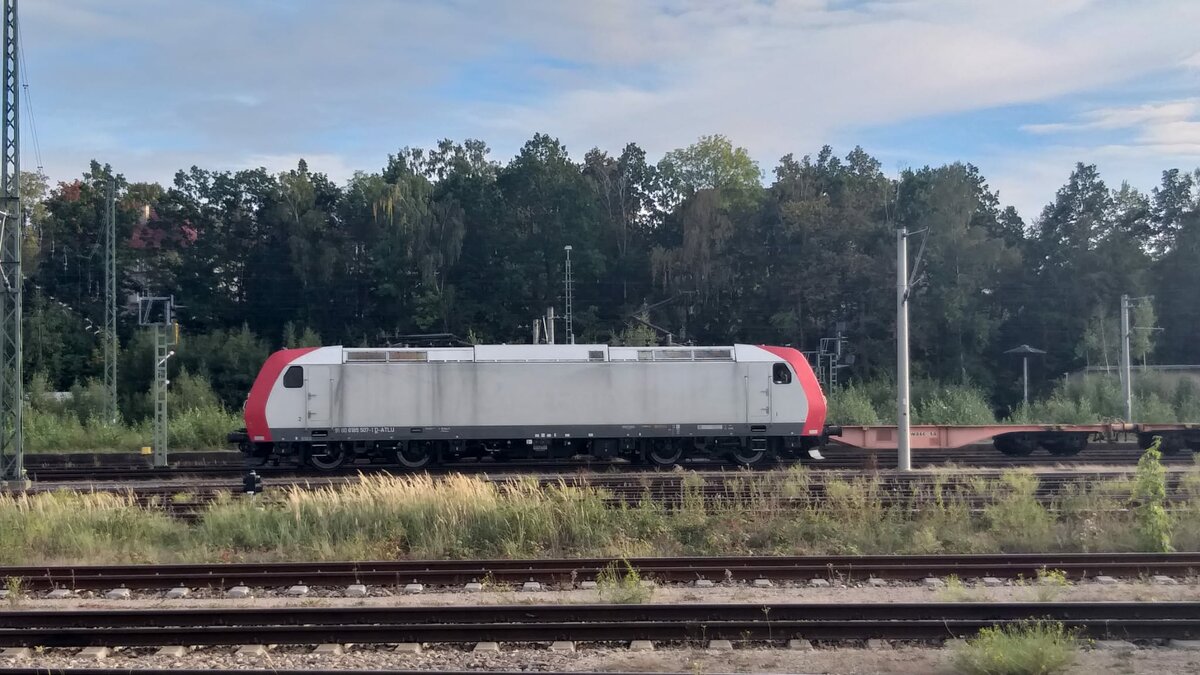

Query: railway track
<box><xmin>4</xmin><ymin>552</ymin><xmax>1198</xmax><ymax>591</ymax></box>
<box><xmin>0</xmin><ymin>602</ymin><xmax>1195</xmax><ymax>647</ymax></box>
<box><xmin>16</xmin><ymin>441</ymin><xmax>1187</xmax><ymax>482</ymax></box>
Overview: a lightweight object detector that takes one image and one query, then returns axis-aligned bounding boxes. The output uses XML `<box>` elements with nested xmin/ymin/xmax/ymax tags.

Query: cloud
<box><xmin>22</xmin><ymin>0</ymin><xmax>1200</xmax><ymax>219</ymax></box>
<box><xmin>1023</xmin><ymin>100</ymin><xmax>1199</xmax><ymax>135</ymax></box>
<box><xmin>466</xmin><ymin>0</ymin><xmax>1200</xmax><ymax>160</ymax></box>
<box><xmin>1019</xmin><ymin>98</ymin><xmax>1200</xmax><ymax>159</ymax></box>
<box><xmin>984</xmin><ymin>139</ymin><xmax>1200</xmax><ymax>223</ymax></box>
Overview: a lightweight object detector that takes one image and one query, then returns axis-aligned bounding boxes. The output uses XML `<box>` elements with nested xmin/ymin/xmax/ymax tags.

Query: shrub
<box><xmin>827</xmin><ymin>385</ymin><xmax>880</xmax><ymax>425</ymax></box>
<box><xmin>595</xmin><ymin>559</ymin><xmax>654</xmax><ymax>604</ymax></box>
<box><xmin>5</xmin><ymin>576</ymin><xmax>23</xmax><ymax>608</ymax></box>
<box><xmin>1131</xmin><ymin>441</ymin><xmax>1173</xmax><ymax>552</ymax></box>
<box><xmin>171</xmin><ymin>369</ymin><xmax>222</xmax><ymax>412</ymax></box>
<box><xmin>65</xmin><ymin>379</ymin><xmax>109</xmax><ymax>423</ymax></box>
<box><xmin>953</xmin><ymin>621</ymin><xmax>1079</xmax><ymax>675</ymax></box>
<box><xmin>914</xmin><ymin>384</ymin><xmax>996</xmax><ymax>425</ymax></box>
<box><xmin>981</xmin><ymin>471</ymin><xmax>1057</xmax><ymax>552</ymax></box>
<box><xmin>1033</xmin><ymin>568</ymin><xmax>1069</xmax><ymax>602</ymax></box>
<box><xmin>169</xmin><ymin>406</ymin><xmax>241</xmax><ymax>450</ymax></box>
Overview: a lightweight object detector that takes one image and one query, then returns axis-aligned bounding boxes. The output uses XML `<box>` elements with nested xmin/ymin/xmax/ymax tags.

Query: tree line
<box><xmin>21</xmin><ymin>134</ymin><xmax>1200</xmax><ymax>418</ymax></box>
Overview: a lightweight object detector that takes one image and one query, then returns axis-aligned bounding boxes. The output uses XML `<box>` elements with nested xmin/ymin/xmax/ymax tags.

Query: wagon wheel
<box><xmin>645</xmin><ymin>440</ymin><xmax>684</xmax><ymax>467</ymax></box>
<box><xmin>993</xmin><ymin>434</ymin><xmax>1037</xmax><ymax>457</ymax></box>
<box><xmin>1039</xmin><ymin>434</ymin><xmax>1088</xmax><ymax>457</ymax></box>
<box><xmin>389</xmin><ymin>441</ymin><xmax>433</xmax><ymax>469</ymax></box>
<box><xmin>307</xmin><ymin>443</ymin><xmax>350</xmax><ymax>471</ymax></box>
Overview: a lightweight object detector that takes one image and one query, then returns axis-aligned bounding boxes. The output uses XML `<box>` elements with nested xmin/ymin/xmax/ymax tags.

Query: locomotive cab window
<box><xmin>283</xmin><ymin>365</ymin><xmax>304</xmax><ymax>388</ymax></box>
<box><xmin>772</xmin><ymin>363</ymin><xmax>792</xmax><ymax>385</ymax></box>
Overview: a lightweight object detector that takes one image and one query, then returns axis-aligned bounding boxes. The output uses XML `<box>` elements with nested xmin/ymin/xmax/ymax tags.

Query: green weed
<box><xmin>595</xmin><ymin>559</ymin><xmax>654</xmax><ymax>604</ymax></box>
<box><xmin>953</xmin><ymin>621</ymin><xmax>1080</xmax><ymax>675</ymax></box>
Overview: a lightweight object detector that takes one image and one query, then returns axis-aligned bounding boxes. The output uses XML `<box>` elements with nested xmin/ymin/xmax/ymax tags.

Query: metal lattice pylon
<box><xmin>104</xmin><ymin>177</ymin><xmax>117</xmax><ymax>423</ymax></box>
<box><xmin>563</xmin><ymin>245</ymin><xmax>574</xmax><ymax>345</ymax></box>
<box><xmin>138</xmin><ymin>295</ymin><xmax>175</xmax><ymax>468</ymax></box>
<box><xmin>0</xmin><ymin>0</ymin><xmax>21</xmax><ymax>487</ymax></box>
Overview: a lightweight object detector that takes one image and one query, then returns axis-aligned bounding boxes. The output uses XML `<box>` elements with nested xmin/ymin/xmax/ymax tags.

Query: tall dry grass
<box><xmin>0</xmin><ymin>457</ymin><xmax>1196</xmax><ymax>565</ymax></box>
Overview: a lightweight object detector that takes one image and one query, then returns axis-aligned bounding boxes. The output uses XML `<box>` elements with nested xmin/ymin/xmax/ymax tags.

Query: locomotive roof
<box><xmin>292</xmin><ymin>344</ymin><xmax>785</xmax><ymax>364</ymax></box>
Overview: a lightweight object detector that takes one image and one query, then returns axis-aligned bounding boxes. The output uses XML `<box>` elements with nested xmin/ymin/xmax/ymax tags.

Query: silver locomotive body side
<box><xmin>242</xmin><ymin>343</ymin><xmax>827</xmax><ymax>468</ymax></box>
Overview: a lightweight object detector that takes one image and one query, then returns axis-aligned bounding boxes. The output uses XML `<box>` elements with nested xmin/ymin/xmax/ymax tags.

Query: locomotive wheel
<box><xmin>307</xmin><ymin>444</ymin><xmax>350</xmax><ymax>471</ymax></box>
<box><xmin>729</xmin><ymin>446</ymin><xmax>768</xmax><ymax>467</ymax></box>
<box><xmin>390</xmin><ymin>442</ymin><xmax>433</xmax><ymax>469</ymax></box>
<box><xmin>646</xmin><ymin>440</ymin><xmax>684</xmax><ymax>467</ymax></box>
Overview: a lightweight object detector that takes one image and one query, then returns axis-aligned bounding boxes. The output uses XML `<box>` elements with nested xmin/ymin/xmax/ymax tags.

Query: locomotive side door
<box><xmin>745</xmin><ymin>363</ymin><xmax>771</xmax><ymax>423</ymax></box>
<box><xmin>305</xmin><ymin>365</ymin><xmax>333</xmax><ymax>428</ymax></box>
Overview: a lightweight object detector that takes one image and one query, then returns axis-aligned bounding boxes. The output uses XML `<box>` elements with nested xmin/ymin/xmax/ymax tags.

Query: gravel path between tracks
<box><xmin>2</xmin><ymin>642</ymin><xmax>1195</xmax><ymax>674</ymax></box>
<box><xmin>11</xmin><ymin>578</ymin><xmax>1200</xmax><ymax>609</ymax></box>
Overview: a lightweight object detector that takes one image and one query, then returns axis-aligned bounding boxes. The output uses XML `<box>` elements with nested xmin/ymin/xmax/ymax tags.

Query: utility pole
<box><xmin>138</xmin><ymin>295</ymin><xmax>176</xmax><ymax>468</ymax></box>
<box><xmin>0</xmin><ymin>0</ymin><xmax>23</xmax><ymax>489</ymax></box>
<box><xmin>1120</xmin><ymin>293</ymin><xmax>1133</xmax><ymax>422</ymax></box>
<box><xmin>896</xmin><ymin>228</ymin><xmax>912</xmax><ymax>472</ymax></box>
<box><xmin>104</xmin><ymin>177</ymin><xmax>117</xmax><ymax>423</ymax></box>
<box><xmin>563</xmin><ymin>245</ymin><xmax>574</xmax><ymax>345</ymax></box>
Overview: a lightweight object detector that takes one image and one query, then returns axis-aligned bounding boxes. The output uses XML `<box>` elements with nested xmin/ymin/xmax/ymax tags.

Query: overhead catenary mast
<box><xmin>0</xmin><ymin>0</ymin><xmax>22</xmax><ymax>488</ymax></box>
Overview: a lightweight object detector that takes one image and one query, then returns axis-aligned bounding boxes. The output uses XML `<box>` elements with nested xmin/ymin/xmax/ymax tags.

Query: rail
<box><xmin>0</xmin><ymin>602</ymin><xmax>1195</xmax><ymax>646</ymax></box>
<box><xmin>4</xmin><ymin>552</ymin><xmax>1199</xmax><ymax>590</ymax></box>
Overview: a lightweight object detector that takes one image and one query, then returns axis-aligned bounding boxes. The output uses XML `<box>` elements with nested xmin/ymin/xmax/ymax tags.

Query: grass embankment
<box><xmin>2</xmin><ymin>451</ymin><xmax>1198</xmax><ymax>565</ymax></box>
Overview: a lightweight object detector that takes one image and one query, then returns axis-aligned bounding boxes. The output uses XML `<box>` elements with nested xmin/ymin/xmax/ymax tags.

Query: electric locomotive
<box><xmin>228</xmin><ymin>343</ymin><xmax>828</xmax><ymax>470</ymax></box>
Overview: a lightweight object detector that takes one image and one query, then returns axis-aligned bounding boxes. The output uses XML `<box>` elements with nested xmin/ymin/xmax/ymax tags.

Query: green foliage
<box><xmin>4</xmin><ymin>576</ymin><xmax>23</xmax><ymax>608</ymax></box>
<box><xmin>595</xmin><ymin>559</ymin><xmax>654</xmax><ymax>604</ymax></box>
<box><xmin>913</xmin><ymin>384</ymin><xmax>996</xmax><ymax>425</ymax></box>
<box><xmin>20</xmin><ymin>142</ymin><xmax>1200</xmax><ymax>418</ymax></box>
<box><xmin>656</xmin><ymin>134</ymin><xmax>762</xmax><ymax>210</ymax></box>
<box><xmin>981</xmin><ymin>471</ymin><xmax>1057</xmax><ymax>552</ymax></box>
<box><xmin>171</xmin><ymin>369</ymin><xmax>221</xmax><ymax>412</ymax></box>
<box><xmin>615</xmin><ymin>323</ymin><xmax>659</xmax><ymax>347</ymax></box>
<box><xmin>937</xmin><ymin>574</ymin><xmax>983</xmax><ymax>602</ymax></box>
<box><xmin>25</xmin><ymin>366</ymin><xmax>237</xmax><ymax>452</ymax></box>
<box><xmin>953</xmin><ymin>621</ymin><xmax>1079</xmax><ymax>675</ymax></box>
<box><xmin>827</xmin><ymin>385</ymin><xmax>881</xmax><ymax>425</ymax></box>
<box><xmin>1033</xmin><ymin>568</ymin><xmax>1069</xmax><ymax>602</ymax></box>
<box><xmin>1008</xmin><ymin>373</ymin><xmax>1200</xmax><ymax>424</ymax></box>
<box><xmin>1131</xmin><ymin>441</ymin><xmax>1173</xmax><ymax>552</ymax></box>
<box><xmin>827</xmin><ymin>379</ymin><xmax>995</xmax><ymax>425</ymax></box>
